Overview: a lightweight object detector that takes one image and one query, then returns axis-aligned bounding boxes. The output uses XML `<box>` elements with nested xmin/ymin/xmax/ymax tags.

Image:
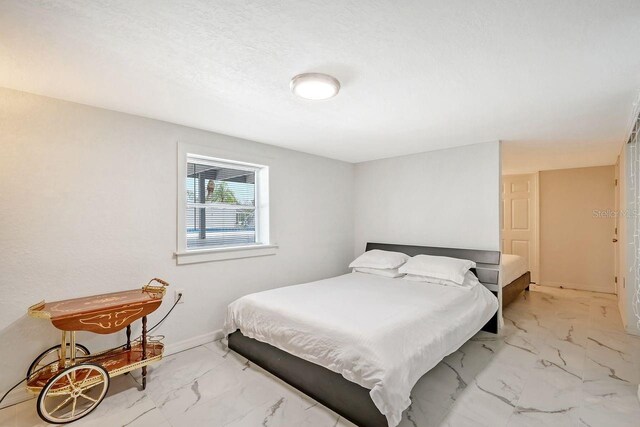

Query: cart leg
<box><xmin>126</xmin><ymin>324</ymin><xmax>131</xmax><ymax>350</ymax></box>
<box><xmin>141</xmin><ymin>316</ymin><xmax>147</xmax><ymax>390</ymax></box>
<box><xmin>69</xmin><ymin>331</ymin><xmax>77</xmax><ymax>381</ymax></box>
<box><xmin>59</xmin><ymin>331</ymin><xmax>67</xmax><ymax>370</ymax></box>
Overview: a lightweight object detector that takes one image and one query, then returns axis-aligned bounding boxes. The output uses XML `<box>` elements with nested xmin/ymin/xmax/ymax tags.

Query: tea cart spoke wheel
<box><xmin>37</xmin><ymin>363</ymin><xmax>110</xmax><ymax>424</ymax></box>
<box><xmin>27</xmin><ymin>344</ymin><xmax>90</xmax><ymax>379</ymax></box>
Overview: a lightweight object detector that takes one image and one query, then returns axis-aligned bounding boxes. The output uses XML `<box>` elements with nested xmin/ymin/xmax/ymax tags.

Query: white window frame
<box><xmin>176</xmin><ymin>142</ymin><xmax>276</xmax><ymax>264</ymax></box>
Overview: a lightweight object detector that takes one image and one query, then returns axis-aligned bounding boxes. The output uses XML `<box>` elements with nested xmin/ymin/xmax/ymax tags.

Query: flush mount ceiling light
<box><xmin>290</xmin><ymin>73</ymin><xmax>340</xmax><ymax>100</ymax></box>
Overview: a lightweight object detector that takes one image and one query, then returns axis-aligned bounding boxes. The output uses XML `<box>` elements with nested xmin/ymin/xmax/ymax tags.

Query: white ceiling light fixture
<box><xmin>290</xmin><ymin>73</ymin><xmax>340</xmax><ymax>100</ymax></box>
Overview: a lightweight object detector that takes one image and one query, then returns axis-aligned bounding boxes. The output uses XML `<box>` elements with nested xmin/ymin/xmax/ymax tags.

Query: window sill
<box><xmin>175</xmin><ymin>244</ymin><xmax>278</xmax><ymax>265</ymax></box>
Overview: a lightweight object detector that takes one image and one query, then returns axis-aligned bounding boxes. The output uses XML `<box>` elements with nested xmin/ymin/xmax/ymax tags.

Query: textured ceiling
<box><xmin>1</xmin><ymin>1</ymin><xmax>639</xmax><ymax>168</ymax></box>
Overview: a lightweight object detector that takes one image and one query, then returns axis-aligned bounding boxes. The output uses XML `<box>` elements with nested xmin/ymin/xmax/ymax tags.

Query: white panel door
<box><xmin>502</xmin><ymin>174</ymin><xmax>539</xmax><ymax>282</ymax></box>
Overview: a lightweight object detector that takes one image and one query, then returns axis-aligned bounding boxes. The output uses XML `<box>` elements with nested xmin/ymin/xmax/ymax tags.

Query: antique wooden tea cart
<box><xmin>26</xmin><ymin>278</ymin><xmax>169</xmax><ymax>424</ymax></box>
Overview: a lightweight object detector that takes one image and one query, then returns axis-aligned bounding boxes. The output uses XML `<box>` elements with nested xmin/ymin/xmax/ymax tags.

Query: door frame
<box><xmin>534</xmin><ymin>171</ymin><xmax>540</xmax><ymax>284</ymax></box>
<box><xmin>614</xmin><ymin>157</ymin><xmax>620</xmax><ymax>294</ymax></box>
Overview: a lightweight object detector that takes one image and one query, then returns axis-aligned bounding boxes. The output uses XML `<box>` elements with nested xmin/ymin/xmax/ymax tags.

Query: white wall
<box><xmin>353</xmin><ymin>141</ymin><xmax>502</xmax><ymax>254</ymax></box>
<box><xmin>0</xmin><ymin>87</ymin><xmax>355</xmax><ymax>405</ymax></box>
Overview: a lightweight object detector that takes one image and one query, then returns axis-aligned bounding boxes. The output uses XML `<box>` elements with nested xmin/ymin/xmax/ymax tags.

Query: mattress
<box><xmin>223</xmin><ymin>272</ymin><xmax>498</xmax><ymax>427</ymax></box>
<box><xmin>501</xmin><ymin>253</ymin><xmax>528</xmax><ymax>286</ymax></box>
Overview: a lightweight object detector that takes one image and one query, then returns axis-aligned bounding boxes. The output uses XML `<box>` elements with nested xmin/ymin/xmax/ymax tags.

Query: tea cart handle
<box><xmin>142</xmin><ymin>278</ymin><xmax>170</xmax><ymax>294</ymax></box>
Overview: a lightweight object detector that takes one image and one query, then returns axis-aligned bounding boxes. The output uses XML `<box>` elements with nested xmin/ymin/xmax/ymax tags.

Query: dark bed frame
<box><xmin>502</xmin><ymin>271</ymin><xmax>531</xmax><ymax>308</ymax></box>
<box><xmin>228</xmin><ymin>243</ymin><xmax>500</xmax><ymax>427</ymax></box>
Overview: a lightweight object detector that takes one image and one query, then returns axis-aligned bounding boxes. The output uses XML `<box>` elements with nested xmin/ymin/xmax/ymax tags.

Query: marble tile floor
<box><xmin>2</xmin><ymin>285</ymin><xmax>640</xmax><ymax>427</ymax></box>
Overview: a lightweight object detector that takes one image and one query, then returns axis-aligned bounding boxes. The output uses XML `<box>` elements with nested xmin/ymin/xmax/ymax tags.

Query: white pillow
<box><xmin>403</xmin><ymin>270</ymin><xmax>480</xmax><ymax>289</ymax></box>
<box><xmin>398</xmin><ymin>255</ymin><xmax>476</xmax><ymax>285</ymax></box>
<box><xmin>352</xmin><ymin>267</ymin><xmax>405</xmax><ymax>278</ymax></box>
<box><xmin>349</xmin><ymin>250</ymin><xmax>410</xmax><ymax>270</ymax></box>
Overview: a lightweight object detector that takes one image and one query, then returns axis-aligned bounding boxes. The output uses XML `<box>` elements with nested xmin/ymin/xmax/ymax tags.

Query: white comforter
<box><xmin>223</xmin><ymin>272</ymin><xmax>498</xmax><ymax>427</ymax></box>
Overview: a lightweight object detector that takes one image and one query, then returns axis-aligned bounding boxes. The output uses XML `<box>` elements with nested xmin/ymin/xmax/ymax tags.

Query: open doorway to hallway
<box><xmin>500</xmin><ymin>142</ymin><xmax>619</xmax><ymax>316</ymax></box>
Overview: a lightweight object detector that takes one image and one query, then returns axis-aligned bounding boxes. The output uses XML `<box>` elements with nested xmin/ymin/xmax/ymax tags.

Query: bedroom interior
<box><xmin>1</xmin><ymin>1</ymin><xmax>640</xmax><ymax>427</ymax></box>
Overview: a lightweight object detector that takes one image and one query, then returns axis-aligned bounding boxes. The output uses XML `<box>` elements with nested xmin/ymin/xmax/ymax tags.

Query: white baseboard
<box><xmin>164</xmin><ymin>329</ymin><xmax>224</xmax><ymax>356</ymax></box>
<box><xmin>539</xmin><ymin>281</ymin><xmax>615</xmax><ymax>294</ymax></box>
<box><xmin>0</xmin><ymin>329</ymin><xmax>224</xmax><ymax>410</ymax></box>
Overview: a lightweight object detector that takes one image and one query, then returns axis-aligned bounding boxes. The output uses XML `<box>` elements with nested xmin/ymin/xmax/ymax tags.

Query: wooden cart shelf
<box><xmin>27</xmin><ymin>342</ymin><xmax>164</xmax><ymax>393</ymax></box>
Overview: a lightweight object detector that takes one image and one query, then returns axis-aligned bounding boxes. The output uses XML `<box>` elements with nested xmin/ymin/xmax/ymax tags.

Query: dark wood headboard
<box><xmin>365</xmin><ymin>242</ymin><xmax>500</xmax><ymax>264</ymax></box>
<box><xmin>365</xmin><ymin>242</ymin><xmax>500</xmax><ymax>288</ymax></box>
<box><xmin>365</xmin><ymin>242</ymin><xmax>501</xmax><ymax>333</ymax></box>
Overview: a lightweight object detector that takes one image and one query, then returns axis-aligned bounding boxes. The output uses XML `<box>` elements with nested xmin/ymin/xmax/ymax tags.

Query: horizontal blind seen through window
<box><xmin>186</xmin><ymin>160</ymin><xmax>257</xmax><ymax>249</ymax></box>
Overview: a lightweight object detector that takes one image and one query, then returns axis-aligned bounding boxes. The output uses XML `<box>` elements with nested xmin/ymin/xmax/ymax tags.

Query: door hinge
<box><xmin>615</xmin><ymin>179</ymin><xmax>618</xmax><ymax>186</ymax></box>
<box><xmin>615</xmin><ymin>227</ymin><xmax>618</xmax><ymax>234</ymax></box>
<box><xmin>615</xmin><ymin>276</ymin><xmax>618</xmax><ymax>284</ymax></box>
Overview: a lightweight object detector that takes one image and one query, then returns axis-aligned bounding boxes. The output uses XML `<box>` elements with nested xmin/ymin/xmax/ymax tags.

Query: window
<box><xmin>185</xmin><ymin>158</ymin><xmax>258</xmax><ymax>249</ymax></box>
<box><xmin>176</xmin><ymin>145</ymin><xmax>274</xmax><ymax>264</ymax></box>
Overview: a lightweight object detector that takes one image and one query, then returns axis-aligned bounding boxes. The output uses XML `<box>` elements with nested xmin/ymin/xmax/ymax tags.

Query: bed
<box><xmin>224</xmin><ymin>243</ymin><xmax>500</xmax><ymax>427</ymax></box>
<box><xmin>501</xmin><ymin>253</ymin><xmax>531</xmax><ymax>308</ymax></box>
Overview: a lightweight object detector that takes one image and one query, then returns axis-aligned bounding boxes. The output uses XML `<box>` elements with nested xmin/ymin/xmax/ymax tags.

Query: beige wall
<box><xmin>539</xmin><ymin>166</ymin><xmax>615</xmax><ymax>293</ymax></box>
